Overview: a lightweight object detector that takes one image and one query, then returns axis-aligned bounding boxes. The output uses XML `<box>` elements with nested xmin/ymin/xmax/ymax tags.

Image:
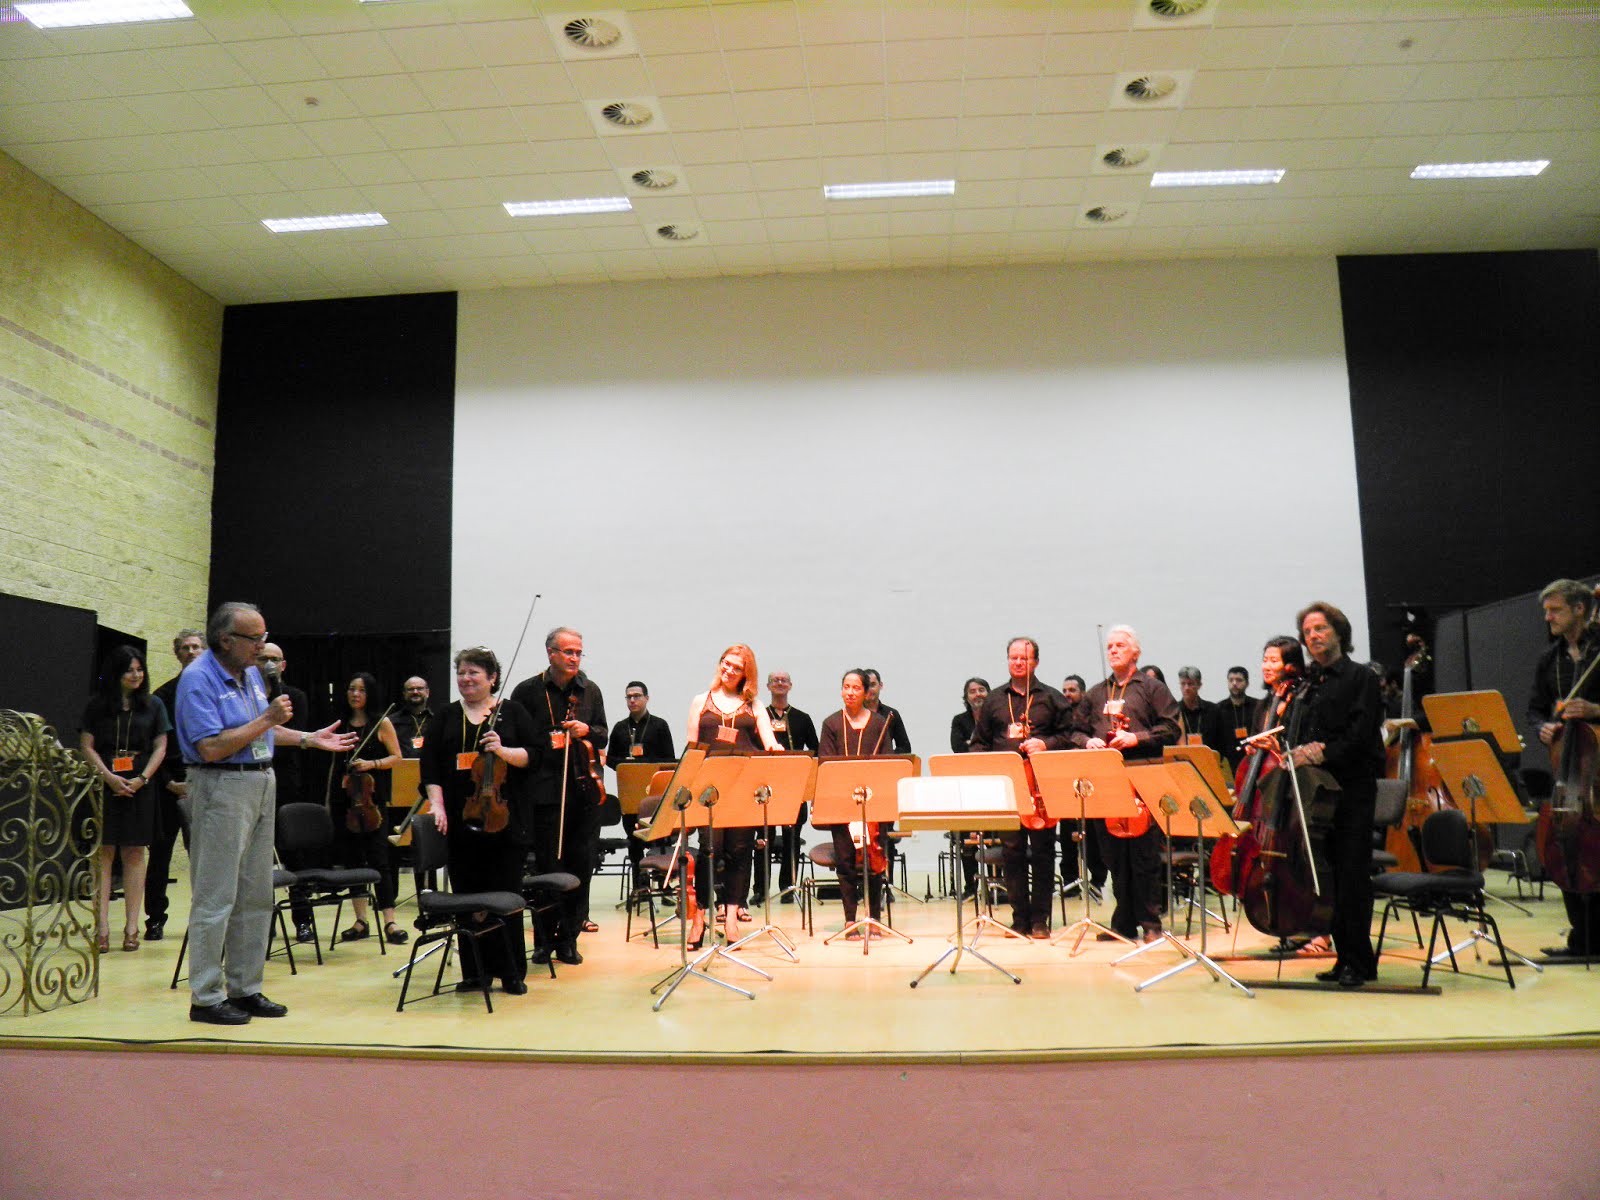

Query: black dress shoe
<box><xmin>230</xmin><ymin>993</ymin><xmax>288</xmax><ymax>1017</ymax></box>
<box><xmin>1030</xmin><ymin>924</ymin><xmax>1051</xmax><ymax>940</ymax></box>
<box><xmin>1315</xmin><ymin>966</ymin><xmax>1342</xmax><ymax>983</ymax></box>
<box><xmin>144</xmin><ymin>920</ymin><xmax>165</xmax><ymax>942</ymax></box>
<box><xmin>530</xmin><ymin>945</ymin><xmax>553</xmax><ymax>965</ymax></box>
<box><xmin>556</xmin><ymin>942</ymin><xmax>583</xmax><ymax>965</ymax></box>
<box><xmin>1316</xmin><ymin>966</ymin><xmax>1367</xmax><ymax>988</ymax></box>
<box><xmin>501</xmin><ymin>978</ymin><xmax>528</xmax><ymax>995</ymax></box>
<box><xmin>454</xmin><ymin>978</ymin><xmax>488</xmax><ymax>993</ymax></box>
<box><xmin>190</xmin><ymin>1000</ymin><xmax>251</xmax><ymax>1025</ymax></box>
<box><xmin>294</xmin><ymin>922</ymin><xmax>315</xmax><ymax>944</ymax></box>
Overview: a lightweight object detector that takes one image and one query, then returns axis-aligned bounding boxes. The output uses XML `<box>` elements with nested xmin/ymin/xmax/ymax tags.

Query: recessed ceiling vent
<box><xmin>1110</xmin><ymin>69</ymin><xmax>1192</xmax><ymax>109</ymax></box>
<box><xmin>1124</xmin><ymin>74</ymin><xmax>1177</xmax><ymax>102</ymax></box>
<box><xmin>632</xmin><ymin>168</ymin><xmax>678</xmax><ymax>190</ymax></box>
<box><xmin>563</xmin><ymin>16</ymin><xmax>622</xmax><ymax>49</ymax></box>
<box><xmin>655</xmin><ymin>223</ymin><xmax>702</xmax><ymax>242</ymax></box>
<box><xmin>586</xmin><ymin>97</ymin><xmax>669</xmax><ymax>136</ymax></box>
<box><xmin>1076</xmin><ymin>201</ymin><xmax>1140</xmax><ymax>228</ymax></box>
<box><xmin>1101</xmin><ymin>146</ymin><xmax>1150</xmax><ymax>169</ymax></box>
<box><xmin>545</xmin><ymin>11</ymin><xmax>638</xmax><ymax>59</ymax></box>
<box><xmin>1133</xmin><ymin>0</ymin><xmax>1217</xmax><ymax>27</ymax></box>
<box><xmin>1084</xmin><ymin>206</ymin><xmax>1127</xmax><ymax>223</ymax></box>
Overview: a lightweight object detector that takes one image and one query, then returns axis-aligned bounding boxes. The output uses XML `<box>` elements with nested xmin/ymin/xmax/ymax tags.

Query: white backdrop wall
<box><xmin>455</xmin><ymin>257</ymin><xmax>1366</xmax><ymax>784</ymax></box>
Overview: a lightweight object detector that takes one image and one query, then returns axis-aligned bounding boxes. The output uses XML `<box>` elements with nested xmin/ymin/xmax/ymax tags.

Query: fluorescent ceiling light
<box><xmin>15</xmin><ymin>0</ymin><xmax>192</xmax><ymax>27</ymax></box>
<box><xmin>1410</xmin><ymin>160</ymin><xmax>1549</xmax><ymax>180</ymax></box>
<box><xmin>262</xmin><ymin>212</ymin><xmax>388</xmax><ymax>233</ymax></box>
<box><xmin>824</xmin><ymin>180</ymin><xmax>956</xmax><ymax>201</ymax></box>
<box><xmin>1150</xmin><ymin>169</ymin><xmax>1285</xmax><ymax>188</ymax></box>
<box><xmin>504</xmin><ymin>197</ymin><xmax>633</xmax><ymax>217</ymax></box>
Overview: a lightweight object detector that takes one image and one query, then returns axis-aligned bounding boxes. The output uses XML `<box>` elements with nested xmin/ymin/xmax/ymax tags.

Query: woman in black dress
<box><xmin>818</xmin><ymin>669</ymin><xmax>894</xmax><ymax>932</ymax></box>
<box><xmin>327</xmin><ymin>672</ymin><xmax>406</xmax><ymax>944</ymax></box>
<box><xmin>686</xmin><ymin>643</ymin><xmax>784</xmax><ymax>943</ymax></box>
<box><xmin>79</xmin><ymin>645</ymin><xmax>168</xmax><ymax>953</ymax></box>
<box><xmin>421</xmin><ymin>647</ymin><xmax>537</xmax><ymax>994</ymax></box>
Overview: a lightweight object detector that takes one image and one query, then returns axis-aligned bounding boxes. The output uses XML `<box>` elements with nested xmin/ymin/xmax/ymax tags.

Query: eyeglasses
<box><xmin>553</xmin><ymin>647</ymin><xmax>584</xmax><ymax>659</ymax></box>
<box><xmin>229</xmin><ymin>629</ymin><xmax>268</xmax><ymax>645</ymax></box>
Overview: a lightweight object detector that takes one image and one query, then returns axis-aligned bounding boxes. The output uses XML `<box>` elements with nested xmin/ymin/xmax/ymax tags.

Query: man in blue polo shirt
<box><xmin>176</xmin><ymin>601</ymin><xmax>355</xmax><ymax>1025</ymax></box>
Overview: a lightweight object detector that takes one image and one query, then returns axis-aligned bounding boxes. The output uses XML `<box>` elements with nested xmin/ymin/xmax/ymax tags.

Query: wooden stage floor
<box><xmin>6</xmin><ymin>864</ymin><xmax>1598</xmax><ymax>1064</ymax></box>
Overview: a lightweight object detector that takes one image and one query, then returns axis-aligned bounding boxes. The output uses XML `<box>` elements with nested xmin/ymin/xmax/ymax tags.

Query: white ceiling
<box><xmin>2</xmin><ymin>0</ymin><xmax>1597</xmax><ymax>305</ymax></box>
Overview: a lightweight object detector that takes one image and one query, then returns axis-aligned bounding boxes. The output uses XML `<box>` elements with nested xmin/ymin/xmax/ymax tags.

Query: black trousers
<box><xmin>446</xmin><ymin>831</ymin><xmax>526</xmax><ymax>984</ymax></box>
<box><xmin>143</xmin><ymin>786</ymin><xmax>187</xmax><ymax>926</ymax></box>
<box><xmin>1326</xmin><ymin>787</ymin><xmax>1376</xmax><ymax>975</ymax></box>
<box><xmin>1001</xmin><ymin>825</ymin><xmax>1058</xmax><ymax>930</ymax></box>
<box><xmin>530</xmin><ymin>800</ymin><xmax>597</xmax><ymax>946</ymax></box>
<box><xmin>1561</xmin><ymin>888</ymin><xmax>1600</xmax><ymax>953</ymax></box>
<box><xmin>1098</xmin><ymin>820</ymin><xmax>1165</xmax><ymax>937</ymax></box>
<box><xmin>1058</xmin><ymin>818</ymin><xmax>1107</xmax><ymax>888</ymax></box>
<box><xmin>694</xmin><ymin>827</ymin><xmax>754</xmax><ymax>908</ymax></box>
<box><xmin>826</xmin><ymin>825</ymin><xmax>884</xmax><ymax>922</ymax></box>
<box><xmin>752</xmin><ymin>804</ymin><xmax>807</xmax><ymax>900</ymax></box>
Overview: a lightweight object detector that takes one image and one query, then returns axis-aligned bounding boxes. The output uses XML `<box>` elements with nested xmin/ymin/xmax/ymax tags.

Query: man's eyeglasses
<box><xmin>229</xmin><ymin>629</ymin><xmax>269</xmax><ymax>645</ymax></box>
<box><xmin>553</xmin><ymin>648</ymin><xmax>584</xmax><ymax>659</ymax></box>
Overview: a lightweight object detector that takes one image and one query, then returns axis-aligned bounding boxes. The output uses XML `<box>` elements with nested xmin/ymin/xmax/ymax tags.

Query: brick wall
<box><xmin>0</xmin><ymin>149</ymin><xmax>223</xmax><ymax>688</ymax></box>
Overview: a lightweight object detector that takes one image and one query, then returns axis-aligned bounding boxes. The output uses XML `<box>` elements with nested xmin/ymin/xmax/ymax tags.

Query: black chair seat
<box><xmin>292</xmin><ymin>866</ymin><xmax>381</xmax><ymax>890</ymax></box>
<box><xmin>420</xmin><ymin>889</ymin><xmax>525</xmax><ymax>918</ymax></box>
<box><xmin>976</xmin><ymin>846</ymin><xmax>1004</xmax><ymax>866</ymax></box>
<box><xmin>640</xmin><ymin>851</ymin><xmax>675</xmax><ymax>872</ymax></box>
<box><xmin>1370</xmin><ymin>850</ymin><xmax>1398</xmax><ymax>870</ymax></box>
<box><xmin>809</xmin><ymin>843</ymin><xmax>840</xmax><ymax>869</ymax></box>
<box><xmin>1373</xmin><ymin>869</ymin><xmax>1483</xmax><ymax>899</ymax></box>
<box><xmin>271</xmin><ymin>868</ymin><xmax>299</xmax><ymax>889</ymax></box>
<box><xmin>523</xmin><ymin>871</ymin><xmax>581</xmax><ymax>895</ymax></box>
<box><xmin>1170</xmin><ymin>850</ymin><xmax>1200</xmax><ymax>867</ymax></box>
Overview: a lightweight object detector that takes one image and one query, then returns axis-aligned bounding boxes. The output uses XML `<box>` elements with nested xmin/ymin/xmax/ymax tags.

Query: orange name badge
<box><xmin>1183</xmin><ymin>733</ymin><xmax>1204</xmax><ymax>747</ymax></box>
<box><xmin>456</xmin><ymin>751</ymin><xmax>479</xmax><ymax>772</ymax></box>
<box><xmin>549</xmin><ymin>730</ymin><xmax>568</xmax><ymax>750</ymax></box>
<box><xmin>771</xmin><ymin>719</ymin><xmax>787</xmax><ymax>733</ymax></box>
<box><xmin>629</xmin><ymin>744</ymin><xmax>644</xmax><ymax>757</ymax></box>
<box><xmin>1006</xmin><ymin>723</ymin><xmax>1025</xmax><ymax>740</ymax></box>
<box><xmin>1235</xmin><ymin>726</ymin><xmax>1248</xmax><ymax>741</ymax></box>
<box><xmin>112</xmin><ymin>755</ymin><xmax>135</xmax><ymax>773</ymax></box>
<box><xmin>714</xmin><ymin>725</ymin><xmax>738</xmax><ymax>744</ymax></box>
<box><xmin>411</xmin><ymin>736</ymin><xmax>424</xmax><ymax>750</ymax></box>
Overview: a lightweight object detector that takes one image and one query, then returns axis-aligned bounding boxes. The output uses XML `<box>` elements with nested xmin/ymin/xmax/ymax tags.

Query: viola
<box><xmin>344</xmin><ymin>768</ymin><xmax>383</xmax><ymax>834</ymax></box>
<box><xmin>461</xmin><ymin>732</ymin><xmax>511</xmax><ymax>835</ymax></box>
<box><xmin>1102</xmin><ymin>707</ymin><xmax>1152</xmax><ymax>838</ymax></box>
<box><xmin>1019</xmin><ymin>753</ymin><xmax>1056</xmax><ymax>832</ymax></box>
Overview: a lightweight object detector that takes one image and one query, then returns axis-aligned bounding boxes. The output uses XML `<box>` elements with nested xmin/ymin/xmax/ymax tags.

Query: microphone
<box><xmin>260</xmin><ymin>660</ymin><xmax>283</xmax><ymax>701</ymax></box>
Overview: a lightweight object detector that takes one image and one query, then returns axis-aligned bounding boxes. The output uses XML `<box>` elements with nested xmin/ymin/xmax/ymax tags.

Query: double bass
<box><xmin>1237</xmin><ymin>678</ymin><xmax>1339</xmax><ymax>941</ymax></box>
<box><xmin>1382</xmin><ymin>637</ymin><xmax>1446</xmax><ymax>872</ymax></box>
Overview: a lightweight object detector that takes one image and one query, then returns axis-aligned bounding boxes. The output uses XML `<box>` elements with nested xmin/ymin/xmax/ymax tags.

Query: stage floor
<box><xmin>6</xmin><ymin>859</ymin><xmax>1598</xmax><ymax>1064</ymax></box>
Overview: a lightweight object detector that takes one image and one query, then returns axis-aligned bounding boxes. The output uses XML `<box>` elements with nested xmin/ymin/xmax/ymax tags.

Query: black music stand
<box><xmin>903</xmin><ymin>770</ymin><xmax>1027</xmax><ymax>987</ymax></box>
<box><xmin>1028</xmin><ymin>749</ymin><xmax>1140</xmax><ymax>954</ymax></box>
<box><xmin>812</xmin><ymin>758</ymin><xmax>915</xmax><ymax>952</ymax></box>
<box><xmin>645</xmin><ymin>751</ymin><xmax>772</xmax><ymax>1010</ymax></box>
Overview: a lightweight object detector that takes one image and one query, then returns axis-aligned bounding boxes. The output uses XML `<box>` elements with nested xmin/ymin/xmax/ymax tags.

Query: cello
<box><xmin>1210</xmin><ymin>661</ymin><xmax>1301</xmax><ymax>896</ymax></box>
<box><xmin>1536</xmin><ymin>650</ymin><xmax>1600</xmax><ymax>900</ymax></box>
<box><xmin>1238</xmin><ymin>677</ymin><xmax>1339</xmax><ymax>941</ymax></box>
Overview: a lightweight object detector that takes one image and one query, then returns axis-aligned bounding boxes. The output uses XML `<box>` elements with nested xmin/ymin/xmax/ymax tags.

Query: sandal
<box><xmin>736</xmin><ymin>906</ymin><xmax>753</xmax><ymax>923</ymax></box>
<box><xmin>95</xmin><ymin>930</ymin><xmax>110</xmax><ymax>953</ymax></box>
<box><xmin>1296</xmin><ymin>935</ymin><xmax>1333</xmax><ymax>957</ymax></box>
<box><xmin>339</xmin><ymin>919</ymin><xmax>371</xmax><ymax>942</ymax></box>
<box><xmin>121</xmin><ymin>930</ymin><xmax>140</xmax><ymax>952</ymax></box>
<box><xmin>384</xmin><ymin>922</ymin><xmax>409</xmax><ymax>945</ymax></box>
<box><xmin>581</xmin><ymin>919</ymin><xmax>599</xmax><ymax>933</ymax></box>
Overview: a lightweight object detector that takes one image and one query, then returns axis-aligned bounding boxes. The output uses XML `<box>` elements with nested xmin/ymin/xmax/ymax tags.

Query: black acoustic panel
<box><xmin>211</xmin><ymin>291</ymin><xmax>455</xmax><ymax>642</ymax></box>
<box><xmin>1339</xmin><ymin>250</ymin><xmax>1600</xmax><ymax>672</ymax></box>
<box><xmin>0</xmin><ymin>591</ymin><xmax>97</xmax><ymax>737</ymax></box>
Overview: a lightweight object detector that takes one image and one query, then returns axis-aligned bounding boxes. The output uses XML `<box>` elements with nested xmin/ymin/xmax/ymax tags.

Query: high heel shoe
<box><xmin>95</xmin><ymin>930</ymin><xmax>110</xmax><ymax>953</ymax></box>
<box><xmin>121</xmin><ymin>930</ymin><xmax>140</xmax><ymax>952</ymax></box>
<box><xmin>687</xmin><ymin>913</ymin><xmax>706</xmax><ymax>950</ymax></box>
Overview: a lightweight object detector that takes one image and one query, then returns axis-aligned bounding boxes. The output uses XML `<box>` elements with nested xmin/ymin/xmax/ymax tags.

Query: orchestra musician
<box><xmin>1216</xmin><ymin>666</ymin><xmax>1255</xmax><ymax>772</ymax></box>
<box><xmin>818</xmin><ymin>668</ymin><xmax>895</xmax><ymax>934</ymax></box>
<box><xmin>687</xmin><ymin>644</ymin><xmax>785</xmax><ymax>941</ymax></box>
<box><xmin>1290</xmin><ymin>602</ymin><xmax>1383</xmax><ymax>988</ymax></box>
<box><xmin>391</xmin><ymin>676</ymin><xmax>434</xmax><ymax>757</ymax></box>
<box><xmin>1057</xmin><ymin>672</ymin><xmax>1106</xmax><ymax>897</ymax></box>
<box><xmin>758</xmin><ymin>669</ymin><xmax>817</xmax><ymax>904</ymax></box>
<box><xmin>862</xmin><ymin>668</ymin><xmax>912</xmax><ymax>754</ymax></box>
<box><xmin>950</xmin><ymin>676</ymin><xmax>990</xmax><ymax>900</ymax></box>
<box><xmin>606</xmin><ymin>680</ymin><xmax>676</xmax><ymax>890</ymax></box>
<box><xmin>422</xmin><ymin>646</ymin><xmax>536</xmax><ymax>995</ymax></box>
<box><xmin>510</xmin><ymin>626</ymin><xmax>608</xmax><ymax>966</ymax></box>
<box><xmin>1075</xmin><ymin>625</ymin><xmax>1180</xmax><ymax>943</ymax></box>
<box><xmin>1528</xmin><ymin>578</ymin><xmax>1600</xmax><ymax>958</ymax></box>
<box><xmin>970</xmin><ymin>638</ymin><xmax>1077</xmax><ymax>939</ymax></box>
<box><xmin>327</xmin><ymin>672</ymin><xmax>406</xmax><ymax>945</ymax></box>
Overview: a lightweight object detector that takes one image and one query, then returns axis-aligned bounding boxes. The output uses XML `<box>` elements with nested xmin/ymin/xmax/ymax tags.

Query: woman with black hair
<box><xmin>79</xmin><ymin>645</ymin><xmax>169</xmax><ymax>952</ymax></box>
<box><xmin>328</xmin><ymin>672</ymin><xmax>407</xmax><ymax>944</ymax></box>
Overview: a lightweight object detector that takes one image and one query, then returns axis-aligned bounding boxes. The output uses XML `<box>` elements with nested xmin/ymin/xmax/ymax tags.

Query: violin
<box><xmin>1101</xmin><ymin>705</ymin><xmax>1152</xmax><ymax>838</ymax></box>
<box><xmin>462</xmin><ymin>739</ymin><xmax>511</xmax><ymax>835</ymax></box>
<box><xmin>332</xmin><ymin>704</ymin><xmax>395</xmax><ymax>835</ymax></box>
<box><xmin>566</xmin><ymin>693</ymin><xmax>606</xmax><ymax>808</ymax></box>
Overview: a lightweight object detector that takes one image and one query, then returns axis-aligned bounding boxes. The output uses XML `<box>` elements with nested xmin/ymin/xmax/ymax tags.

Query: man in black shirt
<box><xmin>510</xmin><ymin>626</ymin><xmax>607</xmax><ymax>965</ymax></box>
<box><xmin>605</xmin><ymin>680</ymin><xmax>676</xmax><ymax>889</ymax></box>
<box><xmin>1175</xmin><ymin>666</ymin><xmax>1216</xmax><ymax>748</ymax></box>
<box><xmin>391</xmin><ymin>675</ymin><xmax>434</xmax><ymax>758</ymax></box>
<box><xmin>1527</xmin><ymin>579</ymin><xmax>1600</xmax><ymax>958</ymax></box>
<box><xmin>1214</xmin><ymin>666</ymin><xmax>1255</xmax><ymax>773</ymax></box>
<box><xmin>147</xmin><ymin>628</ymin><xmax>204</xmax><ymax>940</ymax></box>
<box><xmin>1075</xmin><ymin>626</ymin><xmax>1180</xmax><ymax>942</ymax></box>
<box><xmin>1292</xmin><ymin>601</ymin><xmax>1384</xmax><ymax>988</ymax></box>
<box><xmin>862</xmin><ymin>668</ymin><xmax>912</xmax><ymax>754</ymax></box>
<box><xmin>970</xmin><ymin>638</ymin><xmax>1077</xmax><ymax>938</ymax></box>
<box><xmin>758</xmin><ymin>669</ymin><xmax>817</xmax><ymax>903</ymax></box>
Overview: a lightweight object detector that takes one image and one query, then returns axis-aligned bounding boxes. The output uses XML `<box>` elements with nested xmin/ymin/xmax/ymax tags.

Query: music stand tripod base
<box><xmin>911</xmin><ymin>875</ymin><xmax>1020</xmax><ymax>988</ymax></box>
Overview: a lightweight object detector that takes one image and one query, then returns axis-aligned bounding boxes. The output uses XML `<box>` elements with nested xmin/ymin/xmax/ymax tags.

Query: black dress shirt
<box><xmin>392</xmin><ymin>706</ymin><xmax>435</xmax><ymax>758</ymax></box>
<box><xmin>509</xmin><ymin>670</ymin><xmax>608</xmax><ymax>801</ymax></box>
<box><xmin>765</xmin><ymin>704</ymin><xmax>819</xmax><ymax>753</ymax></box>
<box><xmin>1073</xmin><ymin>674</ymin><xmax>1180</xmax><ymax>759</ymax></box>
<box><xmin>1527</xmin><ymin>628</ymin><xmax>1600</xmax><ymax>728</ymax></box>
<box><xmin>875</xmin><ymin>704</ymin><xmax>912</xmax><ymax>754</ymax></box>
<box><xmin>970</xmin><ymin>678</ymin><xmax>1076</xmax><ymax>753</ymax></box>
<box><xmin>606</xmin><ymin>712</ymin><xmax>677</xmax><ymax>766</ymax></box>
<box><xmin>1297</xmin><ymin>654</ymin><xmax>1384</xmax><ymax>790</ymax></box>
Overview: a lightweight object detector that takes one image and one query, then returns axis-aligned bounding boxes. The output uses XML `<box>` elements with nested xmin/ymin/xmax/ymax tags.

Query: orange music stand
<box><xmin>811</xmin><ymin>757</ymin><xmax>915</xmax><ymax>952</ymax></box>
<box><xmin>1028</xmin><ymin>749</ymin><xmax>1143</xmax><ymax>954</ymax></box>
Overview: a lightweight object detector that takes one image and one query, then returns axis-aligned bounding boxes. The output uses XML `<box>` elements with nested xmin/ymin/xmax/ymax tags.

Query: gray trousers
<box><xmin>186</xmin><ymin>767</ymin><xmax>276</xmax><ymax>1007</ymax></box>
